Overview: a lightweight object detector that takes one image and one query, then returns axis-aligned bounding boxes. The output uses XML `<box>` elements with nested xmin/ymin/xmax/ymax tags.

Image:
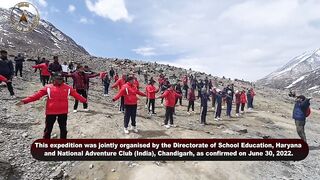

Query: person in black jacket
<box><xmin>109</xmin><ymin>67</ymin><xmax>115</xmax><ymax>78</ymax></box>
<box><xmin>0</xmin><ymin>50</ymin><xmax>15</xmax><ymax>97</ymax></box>
<box><xmin>200</xmin><ymin>88</ymin><xmax>210</xmax><ymax>125</ymax></box>
<box><xmin>175</xmin><ymin>82</ymin><xmax>183</xmax><ymax>106</ymax></box>
<box><xmin>14</xmin><ymin>53</ymin><xmax>25</xmax><ymax>77</ymax></box>
<box><xmin>48</xmin><ymin>56</ymin><xmax>62</xmax><ymax>74</ymax></box>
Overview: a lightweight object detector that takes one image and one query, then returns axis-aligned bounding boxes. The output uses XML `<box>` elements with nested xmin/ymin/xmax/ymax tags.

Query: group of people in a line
<box><xmin>0</xmin><ymin>49</ymin><xmax>311</xmax><ymax>143</ymax></box>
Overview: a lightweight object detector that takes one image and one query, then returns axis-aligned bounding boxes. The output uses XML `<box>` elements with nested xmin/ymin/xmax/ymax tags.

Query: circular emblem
<box><xmin>10</xmin><ymin>2</ymin><xmax>40</xmax><ymax>33</ymax></box>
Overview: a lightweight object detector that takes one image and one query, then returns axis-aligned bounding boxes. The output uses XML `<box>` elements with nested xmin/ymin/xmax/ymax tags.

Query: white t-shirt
<box><xmin>61</xmin><ymin>65</ymin><xmax>69</xmax><ymax>73</ymax></box>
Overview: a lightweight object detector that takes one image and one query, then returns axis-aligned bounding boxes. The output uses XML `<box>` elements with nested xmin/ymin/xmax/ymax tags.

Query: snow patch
<box><xmin>308</xmin><ymin>86</ymin><xmax>319</xmax><ymax>91</ymax></box>
<box><xmin>285</xmin><ymin>76</ymin><xmax>306</xmax><ymax>89</ymax></box>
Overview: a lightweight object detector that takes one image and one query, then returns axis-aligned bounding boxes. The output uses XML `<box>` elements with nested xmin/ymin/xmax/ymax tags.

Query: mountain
<box><xmin>257</xmin><ymin>48</ymin><xmax>320</xmax><ymax>95</ymax></box>
<box><xmin>0</xmin><ymin>8</ymin><xmax>89</xmax><ymax>55</ymax></box>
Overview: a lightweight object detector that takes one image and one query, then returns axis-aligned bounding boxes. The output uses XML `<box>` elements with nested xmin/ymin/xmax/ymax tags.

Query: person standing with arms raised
<box><xmin>113</xmin><ymin>76</ymin><xmax>146</xmax><ymax>134</ymax></box>
<box><xmin>17</xmin><ymin>73</ymin><xmax>87</xmax><ymax>139</ymax></box>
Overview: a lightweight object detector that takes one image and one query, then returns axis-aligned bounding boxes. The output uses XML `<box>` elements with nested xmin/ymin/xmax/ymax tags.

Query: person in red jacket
<box><xmin>16</xmin><ymin>73</ymin><xmax>87</xmax><ymax>139</ymax></box>
<box><xmin>99</xmin><ymin>71</ymin><xmax>107</xmax><ymax>85</ymax></box>
<box><xmin>146</xmin><ymin>79</ymin><xmax>159</xmax><ymax>115</ymax></box>
<box><xmin>113</xmin><ymin>76</ymin><xmax>146</xmax><ymax>134</ymax></box>
<box><xmin>112</xmin><ymin>74</ymin><xmax>127</xmax><ymax>113</ymax></box>
<box><xmin>187</xmin><ymin>88</ymin><xmax>196</xmax><ymax>115</ymax></box>
<box><xmin>0</xmin><ymin>75</ymin><xmax>8</xmax><ymax>82</ymax></box>
<box><xmin>157</xmin><ymin>84</ymin><xmax>182</xmax><ymax>128</ymax></box>
<box><xmin>64</xmin><ymin>65</ymin><xmax>99</xmax><ymax>112</ymax></box>
<box><xmin>240</xmin><ymin>90</ymin><xmax>247</xmax><ymax>114</ymax></box>
<box><xmin>32</xmin><ymin>60</ymin><xmax>50</xmax><ymax>86</ymax></box>
<box><xmin>133</xmin><ymin>76</ymin><xmax>140</xmax><ymax>89</ymax></box>
<box><xmin>114</xmin><ymin>73</ymin><xmax>119</xmax><ymax>82</ymax></box>
<box><xmin>235</xmin><ymin>90</ymin><xmax>241</xmax><ymax>117</ymax></box>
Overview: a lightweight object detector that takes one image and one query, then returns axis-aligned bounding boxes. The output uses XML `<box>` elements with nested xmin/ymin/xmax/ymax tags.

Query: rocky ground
<box><xmin>1</xmin><ymin>58</ymin><xmax>320</xmax><ymax>180</ymax></box>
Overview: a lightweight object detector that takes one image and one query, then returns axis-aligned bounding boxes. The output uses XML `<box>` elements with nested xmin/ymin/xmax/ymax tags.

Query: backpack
<box><xmin>305</xmin><ymin>107</ymin><xmax>311</xmax><ymax>117</ymax></box>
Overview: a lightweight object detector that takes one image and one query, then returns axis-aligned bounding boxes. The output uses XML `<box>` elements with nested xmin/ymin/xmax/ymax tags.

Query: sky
<box><xmin>1</xmin><ymin>0</ymin><xmax>320</xmax><ymax>81</ymax></box>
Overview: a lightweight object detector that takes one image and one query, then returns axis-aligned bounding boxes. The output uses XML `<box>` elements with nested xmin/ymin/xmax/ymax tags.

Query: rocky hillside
<box><xmin>257</xmin><ymin>48</ymin><xmax>320</xmax><ymax>95</ymax></box>
<box><xmin>0</xmin><ymin>8</ymin><xmax>88</xmax><ymax>55</ymax></box>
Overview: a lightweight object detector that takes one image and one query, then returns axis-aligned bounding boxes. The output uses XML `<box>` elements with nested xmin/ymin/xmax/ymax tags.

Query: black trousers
<box><xmin>215</xmin><ymin>104</ymin><xmax>222</xmax><ymax>118</ymax></box>
<box><xmin>241</xmin><ymin>103</ymin><xmax>245</xmax><ymax>112</ymax></box>
<box><xmin>120</xmin><ymin>96</ymin><xmax>125</xmax><ymax>112</ymax></box>
<box><xmin>104</xmin><ymin>83</ymin><xmax>109</xmax><ymax>94</ymax></box>
<box><xmin>236</xmin><ymin>103</ymin><xmax>240</xmax><ymax>113</ymax></box>
<box><xmin>3</xmin><ymin>75</ymin><xmax>14</xmax><ymax>96</ymax></box>
<box><xmin>15</xmin><ymin>64</ymin><xmax>23</xmax><ymax>77</ymax></box>
<box><xmin>200</xmin><ymin>106</ymin><xmax>207</xmax><ymax>124</ymax></box>
<box><xmin>187</xmin><ymin>100</ymin><xmax>194</xmax><ymax>112</ymax></box>
<box><xmin>175</xmin><ymin>96</ymin><xmax>182</xmax><ymax>106</ymax></box>
<box><xmin>74</xmin><ymin>89</ymin><xmax>88</xmax><ymax>110</ymax></box>
<box><xmin>148</xmin><ymin>99</ymin><xmax>155</xmax><ymax>113</ymax></box>
<box><xmin>41</xmin><ymin>75</ymin><xmax>50</xmax><ymax>86</ymax></box>
<box><xmin>165</xmin><ymin>106</ymin><xmax>174</xmax><ymax>125</ymax></box>
<box><xmin>124</xmin><ymin>105</ymin><xmax>137</xmax><ymax>128</ymax></box>
<box><xmin>44</xmin><ymin>114</ymin><xmax>68</xmax><ymax>139</ymax></box>
<box><xmin>146</xmin><ymin>98</ymin><xmax>149</xmax><ymax>105</ymax></box>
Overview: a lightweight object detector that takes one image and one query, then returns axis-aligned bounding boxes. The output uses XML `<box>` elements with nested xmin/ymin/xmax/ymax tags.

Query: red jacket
<box><xmin>113</xmin><ymin>82</ymin><xmax>146</xmax><ymax>105</ymax></box>
<box><xmin>146</xmin><ymin>84</ymin><xmax>159</xmax><ymax>99</ymax></box>
<box><xmin>65</xmin><ymin>72</ymin><xmax>98</xmax><ymax>90</ymax></box>
<box><xmin>158</xmin><ymin>77</ymin><xmax>165</xmax><ymax>86</ymax></box>
<box><xmin>114</xmin><ymin>74</ymin><xmax>119</xmax><ymax>82</ymax></box>
<box><xmin>112</xmin><ymin>77</ymin><xmax>126</xmax><ymax>91</ymax></box>
<box><xmin>240</xmin><ymin>92</ymin><xmax>247</xmax><ymax>104</ymax></box>
<box><xmin>235</xmin><ymin>93</ymin><xmax>241</xmax><ymax>104</ymax></box>
<box><xmin>250</xmin><ymin>90</ymin><xmax>256</xmax><ymax>97</ymax></box>
<box><xmin>0</xmin><ymin>75</ymin><xmax>7</xmax><ymax>82</ymax></box>
<box><xmin>99</xmin><ymin>72</ymin><xmax>107</xmax><ymax>79</ymax></box>
<box><xmin>160</xmin><ymin>89</ymin><xmax>182</xmax><ymax>107</ymax></box>
<box><xmin>22</xmin><ymin>83</ymin><xmax>87</xmax><ymax>115</ymax></box>
<box><xmin>33</xmin><ymin>63</ymin><xmax>50</xmax><ymax>76</ymax></box>
<box><xmin>134</xmin><ymin>79</ymin><xmax>140</xmax><ymax>89</ymax></box>
<box><xmin>188</xmin><ymin>90</ymin><xmax>196</xmax><ymax>101</ymax></box>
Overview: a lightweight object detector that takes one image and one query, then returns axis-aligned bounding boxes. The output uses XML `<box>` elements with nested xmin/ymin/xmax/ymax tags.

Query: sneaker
<box><xmin>145</xmin><ymin>105</ymin><xmax>148</xmax><ymax>109</ymax></box>
<box><xmin>10</xmin><ymin>95</ymin><xmax>16</xmax><ymax>99</ymax></box>
<box><xmin>152</xmin><ymin>112</ymin><xmax>157</xmax><ymax>115</ymax></box>
<box><xmin>83</xmin><ymin>108</ymin><xmax>89</xmax><ymax>112</ymax></box>
<box><xmin>212</xmin><ymin>107</ymin><xmax>215</xmax><ymax>110</ymax></box>
<box><xmin>187</xmin><ymin>112</ymin><xmax>191</xmax><ymax>115</ymax></box>
<box><xmin>106</xmin><ymin>94</ymin><xmax>109</xmax><ymax>97</ymax></box>
<box><xmin>200</xmin><ymin>123</ymin><xmax>205</xmax><ymax>126</ymax></box>
<box><xmin>161</xmin><ymin>103</ymin><xmax>164</xmax><ymax>106</ymax></box>
<box><xmin>214</xmin><ymin>118</ymin><xmax>219</xmax><ymax>121</ymax></box>
<box><xmin>218</xmin><ymin>118</ymin><xmax>222</xmax><ymax>121</ymax></box>
<box><xmin>73</xmin><ymin>110</ymin><xmax>78</xmax><ymax>113</ymax></box>
<box><xmin>165</xmin><ymin>124</ymin><xmax>170</xmax><ymax>129</ymax></box>
<box><xmin>124</xmin><ymin>128</ymin><xmax>129</xmax><ymax>134</ymax></box>
<box><xmin>170</xmin><ymin>124</ymin><xmax>176</xmax><ymax>128</ymax></box>
<box><xmin>118</xmin><ymin>111</ymin><xmax>123</xmax><ymax>114</ymax></box>
<box><xmin>132</xmin><ymin>126</ymin><xmax>139</xmax><ymax>133</ymax></box>
<box><xmin>236</xmin><ymin>113</ymin><xmax>239</xmax><ymax>117</ymax></box>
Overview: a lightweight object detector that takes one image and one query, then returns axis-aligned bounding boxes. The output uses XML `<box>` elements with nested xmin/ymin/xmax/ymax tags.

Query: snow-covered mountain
<box><xmin>0</xmin><ymin>8</ymin><xmax>88</xmax><ymax>55</ymax></box>
<box><xmin>257</xmin><ymin>48</ymin><xmax>320</xmax><ymax>95</ymax></box>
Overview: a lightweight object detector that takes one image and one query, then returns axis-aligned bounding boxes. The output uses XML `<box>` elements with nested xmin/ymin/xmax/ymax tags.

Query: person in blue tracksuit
<box><xmin>292</xmin><ymin>95</ymin><xmax>311</xmax><ymax>142</ymax></box>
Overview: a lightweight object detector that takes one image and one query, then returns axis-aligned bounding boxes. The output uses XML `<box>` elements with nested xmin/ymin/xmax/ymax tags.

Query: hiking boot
<box><xmin>124</xmin><ymin>128</ymin><xmax>129</xmax><ymax>134</ymax></box>
<box><xmin>132</xmin><ymin>126</ymin><xmax>139</xmax><ymax>133</ymax></box>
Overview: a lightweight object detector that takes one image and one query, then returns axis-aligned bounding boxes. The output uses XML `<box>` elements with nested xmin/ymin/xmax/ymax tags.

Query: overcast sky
<box><xmin>1</xmin><ymin>0</ymin><xmax>320</xmax><ymax>81</ymax></box>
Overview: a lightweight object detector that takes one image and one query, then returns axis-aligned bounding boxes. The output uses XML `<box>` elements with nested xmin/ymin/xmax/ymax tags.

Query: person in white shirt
<box><xmin>61</xmin><ymin>62</ymin><xmax>70</xmax><ymax>83</ymax></box>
